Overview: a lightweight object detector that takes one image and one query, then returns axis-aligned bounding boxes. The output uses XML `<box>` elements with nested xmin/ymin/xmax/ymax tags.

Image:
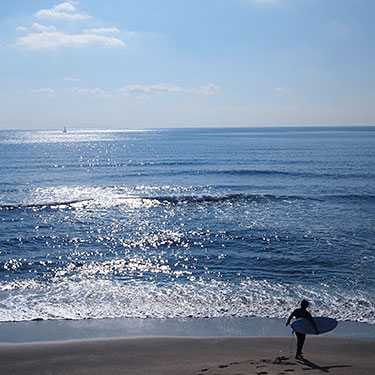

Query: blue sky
<box><xmin>0</xmin><ymin>0</ymin><xmax>374</xmax><ymax>129</ymax></box>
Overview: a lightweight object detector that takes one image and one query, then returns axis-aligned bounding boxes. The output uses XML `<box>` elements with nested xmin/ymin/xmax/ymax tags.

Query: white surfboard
<box><xmin>291</xmin><ymin>317</ymin><xmax>338</xmax><ymax>335</ymax></box>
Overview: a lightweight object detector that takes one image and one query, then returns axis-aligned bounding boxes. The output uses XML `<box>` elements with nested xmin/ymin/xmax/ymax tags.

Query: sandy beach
<box><xmin>0</xmin><ymin>336</ymin><xmax>374</xmax><ymax>375</ymax></box>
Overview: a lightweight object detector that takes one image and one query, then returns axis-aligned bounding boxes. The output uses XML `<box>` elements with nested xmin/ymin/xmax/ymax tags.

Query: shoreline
<box><xmin>1</xmin><ymin>336</ymin><xmax>374</xmax><ymax>375</ymax></box>
<box><xmin>1</xmin><ymin>316</ymin><xmax>375</xmax><ymax>343</ymax></box>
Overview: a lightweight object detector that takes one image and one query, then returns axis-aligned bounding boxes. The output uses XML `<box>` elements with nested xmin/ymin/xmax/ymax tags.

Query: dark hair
<box><xmin>301</xmin><ymin>299</ymin><xmax>309</xmax><ymax>308</ymax></box>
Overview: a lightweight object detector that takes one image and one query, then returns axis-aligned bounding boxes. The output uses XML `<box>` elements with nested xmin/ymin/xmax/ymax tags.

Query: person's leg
<box><xmin>295</xmin><ymin>332</ymin><xmax>306</xmax><ymax>358</ymax></box>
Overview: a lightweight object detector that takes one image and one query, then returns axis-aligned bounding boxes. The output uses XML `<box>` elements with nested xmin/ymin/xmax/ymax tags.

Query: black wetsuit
<box><xmin>289</xmin><ymin>308</ymin><xmax>316</xmax><ymax>357</ymax></box>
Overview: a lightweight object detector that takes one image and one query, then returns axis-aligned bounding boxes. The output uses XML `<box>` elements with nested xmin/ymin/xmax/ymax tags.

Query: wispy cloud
<box><xmin>65</xmin><ymin>87</ymin><xmax>112</xmax><ymax>98</ymax></box>
<box><xmin>35</xmin><ymin>1</ymin><xmax>91</xmax><ymax>21</ymax></box>
<box><xmin>17</xmin><ymin>31</ymin><xmax>125</xmax><ymax>50</ymax></box>
<box><xmin>85</xmin><ymin>27</ymin><xmax>120</xmax><ymax>34</ymax></box>
<box><xmin>275</xmin><ymin>87</ymin><xmax>292</xmax><ymax>93</ymax></box>
<box><xmin>15</xmin><ymin>1</ymin><xmax>127</xmax><ymax>50</ymax></box>
<box><xmin>120</xmin><ymin>83</ymin><xmax>182</xmax><ymax>95</ymax></box>
<box><xmin>31</xmin><ymin>23</ymin><xmax>57</xmax><ymax>32</ymax></box>
<box><xmin>31</xmin><ymin>88</ymin><xmax>56</xmax><ymax>97</ymax></box>
<box><xmin>185</xmin><ymin>83</ymin><xmax>220</xmax><ymax>95</ymax></box>
<box><xmin>32</xmin><ymin>82</ymin><xmax>219</xmax><ymax>99</ymax></box>
<box><xmin>119</xmin><ymin>83</ymin><xmax>220</xmax><ymax>96</ymax></box>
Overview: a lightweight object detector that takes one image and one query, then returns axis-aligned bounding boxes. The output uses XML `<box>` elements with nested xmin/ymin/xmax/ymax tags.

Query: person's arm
<box><xmin>306</xmin><ymin>311</ymin><xmax>319</xmax><ymax>334</ymax></box>
<box><xmin>285</xmin><ymin>310</ymin><xmax>295</xmax><ymax>326</ymax></box>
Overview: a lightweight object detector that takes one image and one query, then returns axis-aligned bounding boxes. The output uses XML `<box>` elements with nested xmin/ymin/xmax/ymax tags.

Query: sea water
<box><xmin>0</xmin><ymin>127</ymin><xmax>374</xmax><ymax>324</ymax></box>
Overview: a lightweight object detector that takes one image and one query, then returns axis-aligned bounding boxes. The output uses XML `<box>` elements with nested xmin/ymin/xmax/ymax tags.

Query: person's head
<box><xmin>301</xmin><ymin>299</ymin><xmax>309</xmax><ymax>309</ymax></box>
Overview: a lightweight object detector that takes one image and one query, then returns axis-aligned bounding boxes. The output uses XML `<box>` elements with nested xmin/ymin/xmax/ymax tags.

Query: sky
<box><xmin>0</xmin><ymin>0</ymin><xmax>374</xmax><ymax>129</ymax></box>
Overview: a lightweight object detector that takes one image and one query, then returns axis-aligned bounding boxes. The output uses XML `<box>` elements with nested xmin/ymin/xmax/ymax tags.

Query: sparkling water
<box><xmin>0</xmin><ymin>127</ymin><xmax>374</xmax><ymax>323</ymax></box>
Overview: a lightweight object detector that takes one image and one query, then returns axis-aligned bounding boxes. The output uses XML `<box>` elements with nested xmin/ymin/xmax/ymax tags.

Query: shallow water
<box><xmin>0</xmin><ymin>127</ymin><xmax>374</xmax><ymax>323</ymax></box>
<box><xmin>1</xmin><ymin>317</ymin><xmax>375</xmax><ymax>343</ymax></box>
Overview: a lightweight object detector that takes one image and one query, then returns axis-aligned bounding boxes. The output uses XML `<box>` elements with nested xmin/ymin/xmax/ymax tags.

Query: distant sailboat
<box><xmin>63</xmin><ymin>127</ymin><xmax>67</xmax><ymax>133</ymax></box>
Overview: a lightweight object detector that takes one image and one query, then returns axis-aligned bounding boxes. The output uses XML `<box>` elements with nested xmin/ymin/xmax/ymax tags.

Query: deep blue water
<box><xmin>0</xmin><ymin>127</ymin><xmax>374</xmax><ymax>323</ymax></box>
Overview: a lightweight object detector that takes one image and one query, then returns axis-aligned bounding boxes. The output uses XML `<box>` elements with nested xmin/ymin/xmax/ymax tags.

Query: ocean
<box><xmin>0</xmin><ymin>127</ymin><xmax>374</xmax><ymax>324</ymax></box>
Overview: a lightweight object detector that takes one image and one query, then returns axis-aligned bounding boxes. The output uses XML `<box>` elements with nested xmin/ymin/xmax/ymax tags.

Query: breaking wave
<box><xmin>3</xmin><ymin>192</ymin><xmax>374</xmax><ymax>211</ymax></box>
<box><xmin>0</xmin><ymin>193</ymin><xmax>306</xmax><ymax>211</ymax></box>
<box><xmin>0</xmin><ymin>276</ymin><xmax>373</xmax><ymax>324</ymax></box>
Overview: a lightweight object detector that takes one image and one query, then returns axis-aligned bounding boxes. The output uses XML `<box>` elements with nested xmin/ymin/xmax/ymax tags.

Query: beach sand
<box><xmin>0</xmin><ymin>337</ymin><xmax>374</xmax><ymax>375</ymax></box>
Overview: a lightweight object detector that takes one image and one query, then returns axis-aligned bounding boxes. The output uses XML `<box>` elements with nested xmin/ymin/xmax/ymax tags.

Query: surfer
<box><xmin>286</xmin><ymin>300</ymin><xmax>319</xmax><ymax>359</ymax></box>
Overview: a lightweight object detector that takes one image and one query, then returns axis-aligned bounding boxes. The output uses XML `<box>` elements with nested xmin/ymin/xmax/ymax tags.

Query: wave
<box><xmin>0</xmin><ymin>277</ymin><xmax>374</xmax><ymax>324</ymax></box>
<box><xmin>0</xmin><ymin>193</ymin><xmax>303</xmax><ymax>211</ymax></box>
<box><xmin>203</xmin><ymin>169</ymin><xmax>374</xmax><ymax>179</ymax></box>
<box><xmin>2</xmin><ymin>192</ymin><xmax>374</xmax><ymax>212</ymax></box>
<box><xmin>141</xmin><ymin>193</ymin><xmax>297</xmax><ymax>204</ymax></box>
<box><xmin>206</xmin><ymin>169</ymin><xmax>299</xmax><ymax>177</ymax></box>
<box><xmin>138</xmin><ymin>193</ymin><xmax>372</xmax><ymax>205</ymax></box>
<box><xmin>119</xmin><ymin>169</ymin><xmax>310</xmax><ymax>178</ymax></box>
<box><xmin>0</xmin><ymin>199</ymin><xmax>94</xmax><ymax>211</ymax></box>
<box><xmin>326</xmin><ymin>194</ymin><xmax>375</xmax><ymax>202</ymax></box>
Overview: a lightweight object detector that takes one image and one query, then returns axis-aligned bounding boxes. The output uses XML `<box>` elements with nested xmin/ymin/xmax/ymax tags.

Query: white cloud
<box><xmin>119</xmin><ymin>83</ymin><xmax>220</xmax><ymax>96</ymax></box>
<box><xmin>17</xmin><ymin>31</ymin><xmax>125</xmax><ymax>50</ymax></box>
<box><xmin>65</xmin><ymin>87</ymin><xmax>112</xmax><ymax>98</ymax></box>
<box><xmin>31</xmin><ymin>88</ymin><xmax>56</xmax><ymax>97</ymax></box>
<box><xmin>185</xmin><ymin>83</ymin><xmax>220</xmax><ymax>95</ymax></box>
<box><xmin>30</xmin><ymin>82</ymin><xmax>219</xmax><ymax>100</ymax></box>
<box><xmin>85</xmin><ymin>27</ymin><xmax>120</xmax><ymax>34</ymax></box>
<box><xmin>54</xmin><ymin>1</ymin><xmax>77</xmax><ymax>12</ymax></box>
<box><xmin>35</xmin><ymin>1</ymin><xmax>91</xmax><ymax>21</ymax></box>
<box><xmin>16</xmin><ymin>23</ymin><xmax>57</xmax><ymax>33</ymax></box>
<box><xmin>120</xmin><ymin>83</ymin><xmax>182</xmax><ymax>95</ymax></box>
<box><xmin>32</xmin><ymin>23</ymin><xmax>57</xmax><ymax>32</ymax></box>
<box><xmin>15</xmin><ymin>1</ymin><xmax>127</xmax><ymax>50</ymax></box>
<box><xmin>275</xmin><ymin>87</ymin><xmax>292</xmax><ymax>93</ymax></box>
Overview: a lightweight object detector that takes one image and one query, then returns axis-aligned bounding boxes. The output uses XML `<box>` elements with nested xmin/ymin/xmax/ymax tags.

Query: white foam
<box><xmin>0</xmin><ymin>274</ymin><xmax>374</xmax><ymax>324</ymax></box>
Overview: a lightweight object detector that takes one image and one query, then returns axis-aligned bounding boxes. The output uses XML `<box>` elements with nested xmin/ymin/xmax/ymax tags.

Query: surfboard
<box><xmin>291</xmin><ymin>317</ymin><xmax>338</xmax><ymax>335</ymax></box>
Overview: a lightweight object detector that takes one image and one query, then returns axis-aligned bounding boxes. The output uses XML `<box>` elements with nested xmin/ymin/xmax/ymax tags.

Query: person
<box><xmin>286</xmin><ymin>299</ymin><xmax>319</xmax><ymax>359</ymax></box>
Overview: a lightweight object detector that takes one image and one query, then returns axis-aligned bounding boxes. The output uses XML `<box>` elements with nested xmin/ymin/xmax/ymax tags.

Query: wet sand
<box><xmin>0</xmin><ymin>336</ymin><xmax>374</xmax><ymax>375</ymax></box>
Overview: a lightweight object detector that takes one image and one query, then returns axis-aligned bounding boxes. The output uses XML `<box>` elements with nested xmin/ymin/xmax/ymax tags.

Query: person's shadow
<box><xmin>297</xmin><ymin>358</ymin><xmax>352</xmax><ymax>373</ymax></box>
